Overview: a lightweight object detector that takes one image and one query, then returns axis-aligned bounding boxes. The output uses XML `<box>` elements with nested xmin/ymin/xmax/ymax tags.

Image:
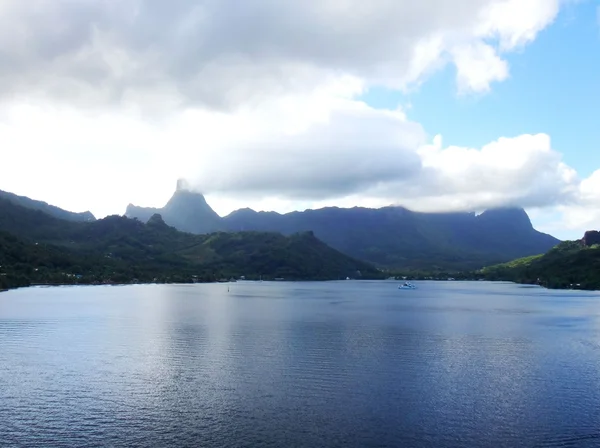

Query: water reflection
<box><xmin>2</xmin><ymin>282</ymin><xmax>600</xmax><ymax>446</ymax></box>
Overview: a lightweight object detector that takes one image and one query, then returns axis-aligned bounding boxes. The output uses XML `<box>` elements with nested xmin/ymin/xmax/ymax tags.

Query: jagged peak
<box><xmin>165</xmin><ymin>187</ymin><xmax>213</xmax><ymax>210</ymax></box>
<box><xmin>147</xmin><ymin>213</ymin><xmax>169</xmax><ymax>228</ymax></box>
<box><xmin>582</xmin><ymin>230</ymin><xmax>600</xmax><ymax>247</ymax></box>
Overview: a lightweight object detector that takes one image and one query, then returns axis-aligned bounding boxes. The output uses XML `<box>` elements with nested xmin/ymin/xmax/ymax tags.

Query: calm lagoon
<box><xmin>2</xmin><ymin>281</ymin><xmax>600</xmax><ymax>447</ymax></box>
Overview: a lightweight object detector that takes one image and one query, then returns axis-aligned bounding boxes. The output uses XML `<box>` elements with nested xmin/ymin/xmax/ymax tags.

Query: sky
<box><xmin>0</xmin><ymin>0</ymin><xmax>598</xmax><ymax>240</ymax></box>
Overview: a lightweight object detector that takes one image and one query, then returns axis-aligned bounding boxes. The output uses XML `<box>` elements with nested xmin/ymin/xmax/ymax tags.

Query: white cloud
<box><xmin>477</xmin><ymin>0</ymin><xmax>563</xmax><ymax>50</ymax></box>
<box><xmin>452</xmin><ymin>42</ymin><xmax>509</xmax><ymax>93</ymax></box>
<box><xmin>201</xmin><ymin>126</ymin><xmax>582</xmax><ymax>217</ymax></box>
<box><xmin>188</xmin><ymin>100</ymin><xmax>425</xmax><ymax>199</ymax></box>
<box><xmin>411</xmin><ymin>134</ymin><xmax>580</xmax><ymax>209</ymax></box>
<box><xmin>548</xmin><ymin>170</ymin><xmax>600</xmax><ymax>236</ymax></box>
<box><xmin>0</xmin><ymin>103</ymin><xmax>178</xmax><ymax>217</ymax></box>
<box><xmin>0</xmin><ymin>0</ymin><xmax>594</xmax><ymax>242</ymax></box>
<box><xmin>0</xmin><ymin>92</ymin><xmax>584</xmax><ymax>222</ymax></box>
<box><xmin>0</xmin><ymin>0</ymin><xmax>566</xmax><ymax>111</ymax></box>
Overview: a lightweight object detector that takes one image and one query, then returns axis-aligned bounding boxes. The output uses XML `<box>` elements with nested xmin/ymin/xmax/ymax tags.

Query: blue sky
<box><xmin>361</xmin><ymin>1</ymin><xmax>600</xmax><ymax>177</ymax></box>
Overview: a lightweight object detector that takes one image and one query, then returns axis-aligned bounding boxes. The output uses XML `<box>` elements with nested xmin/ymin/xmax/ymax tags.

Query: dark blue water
<box><xmin>2</xmin><ymin>281</ymin><xmax>600</xmax><ymax>447</ymax></box>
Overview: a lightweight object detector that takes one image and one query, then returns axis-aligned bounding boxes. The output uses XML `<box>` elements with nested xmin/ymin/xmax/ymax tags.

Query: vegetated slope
<box><xmin>181</xmin><ymin>230</ymin><xmax>376</xmax><ymax>280</ymax></box>
<box><xmin>0</xmin><ymin>205</ymin><xmax>209</xmax><ymax>288</ymax></box>
<box><xmin>223</xmin><ymin>206</ymin><xmax>560</xmax><ymax>271</ymax></box>
<box><xmin>0</xmin><ymin>189</ymin><xmax>95</xmax><ymax>222</ymax></box>
<box><xmin>481</xmin><ymin>239</ymin><xmax>600</xmax><ymax>290</ymax></box>
<box><xmin>0</xmin><ymin>199</ymin><xmax>380</xmax><ymax>289</ymax></box>
<box><xmin>0</xmin><ymin>230</ymin><xmax>91</xmax><ymax>290</ymax></box>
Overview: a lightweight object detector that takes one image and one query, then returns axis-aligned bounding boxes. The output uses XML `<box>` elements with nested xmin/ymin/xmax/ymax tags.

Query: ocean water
<box><xmin>2</xmin><ymin>281</ymin><xmax>600</xmax><ymax>447</ymax></box>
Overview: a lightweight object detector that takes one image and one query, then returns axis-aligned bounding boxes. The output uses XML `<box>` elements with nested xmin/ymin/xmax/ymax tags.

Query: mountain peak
<box><xmin>582</xmin><ymin>230</ymin><xmax>600</xmax><ymax>247</ymax></box>
<box><xmin>477</xmin><ymin>207</ymin><xmax>533</xmax><ymax>230</ymax></box>
<box><xmin>126</xmin><ymin>182</ymin><xmax>221</xmax><ymax>234</ymax></box>
<box><xmin>147</xmin><ymin>213</ymin><xmax>169</xmax><ymax>228</ymax></box>
<box><xmin>128</xmin><ymin>183</ymin><xmax>558</xmax><ymax>270</ymax></box>
<box><xmin>165</xmin><ymin>188</ymin><xmax>212</xmax><ymax>211</ymax></box>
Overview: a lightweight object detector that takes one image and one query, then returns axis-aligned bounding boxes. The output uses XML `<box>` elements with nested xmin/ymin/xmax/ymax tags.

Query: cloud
<box><xmin>0</xmin><ymin>0</ymin><xmax>566</xmax><ymax>110</ymax></box>
<box><xmin>452</xmin><ymin>42</ymin><xmax>509</xmax><ymax>93</ymax></box>
<box><xmin>0</xmin><ymin>89</ymin><xmax>583</xmax><ymax>222</ymax></box>
<box><xmin>189</xmin><ymin>100</ymin><xmax>426</xmax><ymax>199</ymax></box>
<box><xmin>0</xmin><ymin>102</ymin><xmax>185</xmax><ymax>218</ymax></box>
<box><xmin>406</xmin><ymin>133</ymin><xmax>580</xmax><ymax>211</ymax></box>
<box><xmin>548</xmin><ymin>169</ymin><xmax>600</xmax><ymax>235</ymax></box>
<box><xmin>0</xmin><ymin>0</ymin><xmax>591</xmax><ymax>241</ymax></box>
<box><xmin>189</xmin><ymin>99</ymin><xmax>580</xmax><ymax>214</ymax></box>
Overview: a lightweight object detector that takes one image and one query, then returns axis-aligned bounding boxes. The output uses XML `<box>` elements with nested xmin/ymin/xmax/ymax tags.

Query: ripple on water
<box><xmin>1</xmin><ymin>282</ymin><xmax>600</xmax><ymax>447</ymax></box>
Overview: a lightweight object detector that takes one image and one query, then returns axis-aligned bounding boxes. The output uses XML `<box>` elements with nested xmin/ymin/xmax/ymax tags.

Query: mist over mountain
<box><xmin>126</xmin><ymin>181</ymin><xmax>560</xmax><ymax>271</ymax></box>
<box><xmin>125</xmin><ymin>180</ymin><xmax>221</xmax><ymax>234</ymax></box>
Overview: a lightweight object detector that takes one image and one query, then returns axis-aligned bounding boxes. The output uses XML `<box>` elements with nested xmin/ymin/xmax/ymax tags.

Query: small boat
<box><xmin>398</xmin><ymin>282</ymin><xmax>417</xmax><ymax>290</ymax></box>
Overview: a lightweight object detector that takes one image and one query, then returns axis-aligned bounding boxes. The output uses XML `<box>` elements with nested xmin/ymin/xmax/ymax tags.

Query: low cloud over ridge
<box><xmin>186</xmin><ymin>103</ymin><xmax>581</xmax><ymax>214</ymax></box>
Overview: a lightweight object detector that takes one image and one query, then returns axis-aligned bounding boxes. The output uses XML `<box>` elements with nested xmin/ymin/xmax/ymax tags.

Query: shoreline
<box><xmin>3</xmin><ymin>279</ymin><xmax>596</xmax><ymax>294</ymax></box>
<box><xmin>0</xmin><ymin>278</ymin><xmax>371</xmax><ymax>294</ymax></box>
<box><xmin>0</xmin><ymin>280</ymin><xmax>206</xmax><ymax>294</ymax></box>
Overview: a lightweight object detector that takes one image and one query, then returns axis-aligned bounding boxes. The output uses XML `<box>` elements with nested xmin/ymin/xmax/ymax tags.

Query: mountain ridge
<box><xmin>0</xmin><ymin>198</ymin><xmax>381</xmax><ymax>290</ymax></box>
<box><xmin>480</xmin><ymin>232</ymin><xmax>600</xmax><ymax>290</ymax></box>
<box><xmin>125</xmin><ymin>181</ymin><xmax>560</xmax><ymax>271</ymax></box>
<box><xmin>0</xmin><ymin>189</ymin><xmax>95</xmax><ymax>222</ymax></box>
<box><xmin>126</xmin><ymin>184</ymin><xmax>221</xmax><ymax>234</ymax></box>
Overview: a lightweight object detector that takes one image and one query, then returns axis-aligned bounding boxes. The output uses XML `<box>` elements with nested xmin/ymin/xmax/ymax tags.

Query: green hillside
<box><xmin>481</xmin><ymin>240</ymin><xmax>600</xmax><ymax>290</ymax></box>
<box><xmin>0</xmin><ymin>198</ymin><xmax>381</xmax><ymax>291</ymax></box>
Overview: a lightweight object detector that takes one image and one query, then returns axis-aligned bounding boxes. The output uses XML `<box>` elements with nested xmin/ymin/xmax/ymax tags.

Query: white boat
<box><xmin>398</xmin><ymin>282</ymin><xmax>417</xmax><ymax>290</ymax></box>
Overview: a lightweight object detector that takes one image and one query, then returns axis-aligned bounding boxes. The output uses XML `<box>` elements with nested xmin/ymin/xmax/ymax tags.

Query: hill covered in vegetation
<box><xmin>0</xmin><ymin>198</ymin><xmax>381</xmax><ymax>291</ymax></box>
<box><xmin>480</xmin><ymin>237</ymin><xmax>600</xmax><ymax>290</ymax></box>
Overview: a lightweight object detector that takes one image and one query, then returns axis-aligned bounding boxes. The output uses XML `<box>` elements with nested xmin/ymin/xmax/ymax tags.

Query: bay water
<box><xmin>2</xmin><ymin>281</ymin><xmax>600</xmax><ymax>447</ymax></box>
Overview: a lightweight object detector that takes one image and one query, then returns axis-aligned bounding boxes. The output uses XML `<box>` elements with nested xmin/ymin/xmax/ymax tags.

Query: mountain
<box><xmin>126</xmin><ymin>182</ymin><xmax>560</xmax><ymax>271</ymax></box>
<box><xmin>179</xmin><ymin>229</ymin><xmax>376</xmax><ymax>281</ymax></box>
<box><xmin>0</xmin><ymin>197</ymin><xmax>380</xmax><ymax>290</ymax></box>
<box><xmin>0</xmin><ymin>230</ymin><xmax>88</xmax><ymax>290</ymax></box>
<box><xmin>481</xmin><ymin>233</ymin><xmax>600</xmax><ymax>290</ymax></box>
<box><xmin>125</xmin><ymin>180</ymin><xmax>220</xmax><ymax>233</ymax></box>
<box><xmin>0</xmin><ymin>189</ymin><xmax>95</xmax><ymax>222</ymax></box>
<box><xmin>222</xmin><ymin>206</ymin><xmax>559</xmax><ymax>271</ymax></box>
